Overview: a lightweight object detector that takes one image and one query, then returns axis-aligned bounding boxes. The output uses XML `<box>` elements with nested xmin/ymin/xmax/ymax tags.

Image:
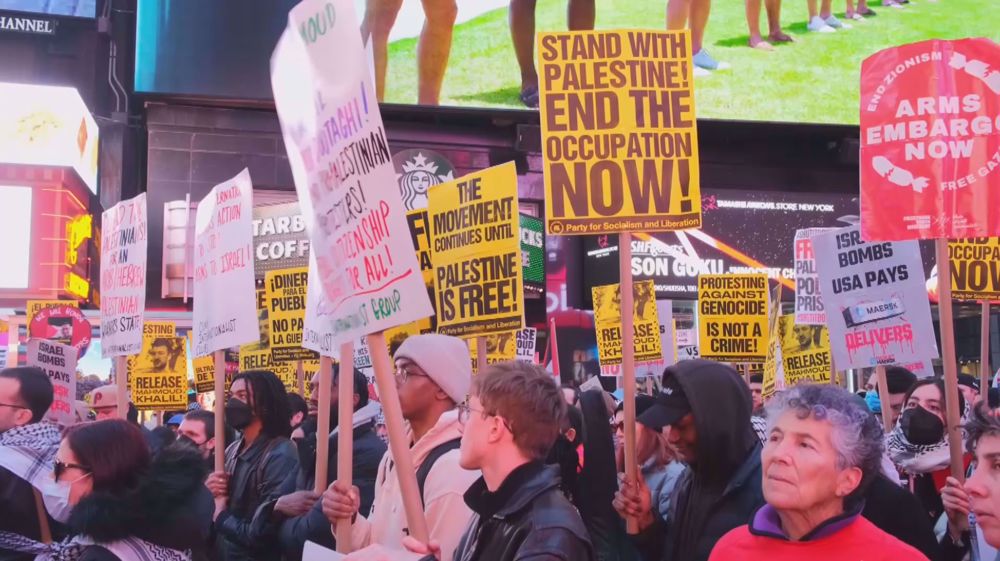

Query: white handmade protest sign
<box><xmin>193</xmin><ymin>169</ymin><xmax>258</xmax><ymax>356</ymax></box>
<box><xmin>636</xmin><ymin>300</ymin><xmax>676</xmax><ymax>378</ymax></box>
<box><xmin>813</xmin><ymin>224</ymin><xmax>938</xmax><ymax>370</ymax></box>
<box><xmin>271</xmin><ymin>0</ymin><xmax>433</xmax><ymax>345</ymax></box>
<box><xmin>302</xmin><ymin>254</ymin><xmax>336</xmax><ymax>357</ymax></box>
<box><xmin>793</xmin><ymin>228</ymin><xmax>832</xmax><ymax>326</ymax></box>
<box><xmin>515</xmin><ymin>328</ymin><xmax>537</xmax><ymax>362</ymax></box>
<box><xmin>100</xmin><ymin>193</ymin><xmax>148</xmax><ymax>357</ymax></box>
<box><xmin>27</xmin><ymin>339</ymin><xmax>76</xmax><ymax>425</ymax></box>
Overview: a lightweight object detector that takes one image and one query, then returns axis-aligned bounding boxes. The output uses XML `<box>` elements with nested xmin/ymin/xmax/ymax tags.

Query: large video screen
<box><xmin>583</xmin><ymin>188</ymin><xmax>859</xmax><ymax>302</ymax></box>
<box><xmin>0</xmin><ymin>0</ymin><xmax>96</xmax><ymax>18</ymax></box>
<box><xmin>134</xmin><ymin>0</ymin><xmax>990</xmax><ymax>123</ymax></box>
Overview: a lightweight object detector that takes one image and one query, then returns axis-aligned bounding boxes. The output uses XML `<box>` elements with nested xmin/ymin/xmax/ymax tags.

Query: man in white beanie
<box><xmin>322</xmin><ymin>334</ymin><xmax>478</xmax><ymax>561</ymax></box>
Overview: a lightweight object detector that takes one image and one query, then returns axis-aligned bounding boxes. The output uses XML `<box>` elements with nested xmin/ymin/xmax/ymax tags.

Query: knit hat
<box><xmin>394</xmin><ymin>334</ymin><xmax>472</xmax><ymax>403</ymax></box>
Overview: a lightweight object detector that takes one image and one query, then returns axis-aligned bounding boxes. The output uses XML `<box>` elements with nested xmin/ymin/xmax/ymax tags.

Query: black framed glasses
<box><xmin>0</xmin><ymin>402</ymin><xmax>27</xmax><ymax>410</ymax></box>
<box><xmin>394</xmin><ymin>364</ymin><xmax>428</xmax><ymax>386</ymax></box>
<box><xmin>457</xmin><ymin>402</ymin><xmax>514</xmax><ymax>436</ymax></box>
<box><xmin>54</xmin><ymin>460</ymin><xmax>91</xmax><ymax>482</ymax></box>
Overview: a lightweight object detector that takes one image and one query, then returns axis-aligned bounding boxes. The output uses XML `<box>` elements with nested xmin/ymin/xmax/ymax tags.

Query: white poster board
<box><xmin>302</xmin><ymin>254</ymin><xmax>336</xmax><ymax>357</ymax></box>
<box><xmin>271</xmin><ymin>0</ymin><xmax>433</xmax><ymax>345</ymax></box>
<box><xmin>813</xmin><ymin>224</ymin><xmax>938</xmax><ymax>370</ymax></box>
<box><xmin>27</xmin><ymin>339</ymin><xmax>77</xmax><ymax>425</ymax></box>
<box><xmin>100</xmin><ymin>193</ymin><xmax>148</xmax><ymax>357</ymax></box>
<box><xmin>793</xmin><ymin>228</ymin><xmax>832</xmax><ymax>326</ymax></box>
<box><xmin>515</xmin><ymin>328</ymin><xmax>537</xmax><ymax>362</ymax></box>
<box><xmin>193</xmin><ymin>169</ymin><xmax>258</xmax><ymax>356</ymax></box>
<box><xmin>636</xmin><ymin>300</ymin><xmax>676</xmax><ymax>378</ymax></box>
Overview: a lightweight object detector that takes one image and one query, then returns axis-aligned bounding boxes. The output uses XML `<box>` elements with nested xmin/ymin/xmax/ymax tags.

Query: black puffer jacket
<box><xmin>447</xmin><ymin>462</ymin><xmax>595</xmax><ymax>561</ymax></box>
<box><xmin>215</xmin><ymin>434</ymin><xmax>298</xmax><ymax>561</ymax></box>
<box><xmin>68</xmin><ymin>444</ymin><xmax>214</xmax><ymax>561</ymax></box>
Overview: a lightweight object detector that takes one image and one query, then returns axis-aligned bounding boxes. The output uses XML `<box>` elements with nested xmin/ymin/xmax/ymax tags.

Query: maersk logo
<box><xmin>0</xmin><ymin>15</ymin><xmax>57</xmax><ymax>35</ymax></box>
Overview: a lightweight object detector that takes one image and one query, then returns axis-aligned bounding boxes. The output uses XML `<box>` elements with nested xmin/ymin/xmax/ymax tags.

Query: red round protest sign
<box><xmin>29</xmin><ymin>305</ymin><xmax>91</xmax><ymax>358</ymax></box>
<box><xmin>860</xmin><ymin>38</ymin><xmax>1000</xmax><ymax>241</ymax></box>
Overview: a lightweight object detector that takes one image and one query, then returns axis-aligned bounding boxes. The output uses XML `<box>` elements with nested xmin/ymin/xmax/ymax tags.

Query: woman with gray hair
<box><xmin>709</xmin><ymin>384</ymin><xmax>929</xmax><ymax>560</ymax></box>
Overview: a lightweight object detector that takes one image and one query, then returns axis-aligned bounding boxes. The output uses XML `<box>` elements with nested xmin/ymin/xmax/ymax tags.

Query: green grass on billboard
<box><xmin>384</xmin><ymin>0</ymin><xmax>995</xmax><ymax>124</ymax></box>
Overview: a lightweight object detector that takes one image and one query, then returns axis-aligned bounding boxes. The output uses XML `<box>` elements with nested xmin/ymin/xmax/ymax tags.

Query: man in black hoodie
<box><xmin>614</xmin><ymin>359</ymin><xmax>764</xmax><ymax>561</ymax></box>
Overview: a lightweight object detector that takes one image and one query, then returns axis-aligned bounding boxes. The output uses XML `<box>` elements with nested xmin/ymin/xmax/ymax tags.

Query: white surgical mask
<box><xmin>38</xmin><ymin>472</ymin><xmax>89</xmax><ymax>523</ymax></box>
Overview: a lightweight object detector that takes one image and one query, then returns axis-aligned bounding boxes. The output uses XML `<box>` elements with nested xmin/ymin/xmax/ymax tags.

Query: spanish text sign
<box><xmin>593</xmin><ymin>280</ymin><xmax>662</xmax><ymax>367</ymax></box>
<box><xmin>193</xmin><ymin>168</ymin><xmax>258</xmax><ymax>356</ymax></box>
<box><xmin>697</xmin><ymin>274</ymin><xmax>769</xmax><ymax>362</ymax></box>
<box><xmin>100</xmin><ymin>193</ymin><xmax>148</xmax><ymax>357</ymax></box>
<box><xmin>949</xmin><ymin>238</ymin><xmax>1000</xmax><ymax>301</ymax></box>
<box><xmin>265</xmin><ymin>266</ymin><xmax>317</xmax><ymax>361</ymax></box>
<box><xmin>271</xmin><ymin>0</ymin><xmax>433</xmax><ymax>345</ymax></box>
<box><xmin>860</xmin><ymin>38</ymin><xmax>1000</xmax><ymax>241</ymax></box>
<box><xmin>813</xmin><ymin>225</ymin><xmax>938</xmax><ymax>369</ymax></box>
<box><xmin>429</xmin><ymin>162</ymin><xmax>524</xmax><ymax>337</ymax></box>
<box><xmin>538</xmin><ymin>30</ymin><xmax>701</xmax><ymax>235</ymax></box>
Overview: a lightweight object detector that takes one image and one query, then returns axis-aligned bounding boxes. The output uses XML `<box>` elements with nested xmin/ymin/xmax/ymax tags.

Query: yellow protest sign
<box><xmin>469</xmin><ymin>331</ymin><xmax>518</xmax><ymax>374</ymax></box>
<box><xmin>127</xmin><ymin>322</ymin><xmax>177</xmax><ymax>383</ymax></box>
<box><xmin>761</xmin><ymin>284</ymin><xmax>783</xmax><ymax>401</ymax></box>
<box><xmin>537</xmin><ymin>30</ymin><xmax>701</xmax><ymax>235</ymax></box>
<box><xmin>429</xmin><ymin>162</ymin><xmax>523</xmax><ymax>337</ymax></box>
<box><xmin>186</xmin><ymin>331</ymin><xmax>215</xmax><ymax>393</ymax></box>
<box><xmin>242</xmin><ymin>289</ymin><xmax>271</xmax><ymax>353</ymax></box>
<box><xmin>265</xmin><ymin>267</ymin><xmax>317</xmax><ymax>362</ymax></box>
<box><xmin>301</xmin><ymin>359</ymin><xmax>320</xmax><ymax>399</ymax></box>
<box><xmin>592</xmin><ymin>280</ymin><xmax>662</xmax><ymax>366</ymax></box>
<box><xmin>131</xmin><ymin>334</ymin><xmax>187</xmax><ymax>411</ymax></box>
<box><xmin>698</xmin><ymin>274</ymin><xmax>769</xmax><ymax>363</ymax></box>
<box><xmin>239</xmin><ymin>346</ymin><xmax>296</xmax><ymax>393</ymax></box>
<box><xmin>950</xmin><ymin>238</ymin><xmax>1000</xmax><ymax>301</ymax></box>
<box><xmin>385</xmin><ymin>209</ymin><xmax>436</xmax><ymax>343</ymax></box>
<box><xmin>27</xmin><ymin>300</ymin><xmax>77</xmax><ymax>322</ymax></box>
<box><xmin>779</xmin><ymin>315</ymin><xmax>833</xmax><ymax>387</ymax></box>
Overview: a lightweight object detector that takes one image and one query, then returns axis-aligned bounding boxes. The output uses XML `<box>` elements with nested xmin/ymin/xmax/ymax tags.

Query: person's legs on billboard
<box><xmin>667</xmin><ymin>0</ymin><xmax>715</xmax><ymax>74</ymax></box>
<box><xmin>361</xmin><ymin>0</ymin><xmax>405</xmax><ymax>101</ymax></box>
<box><xmin>417</xmin><ymin>0</ymin><xmax>458</xmax><ymax>105</ymax></box>
<box><xmin>857</xmin><ymin>0</ymin><xmax>876</xmax><ymax>16</ymax></box>
<box><xmin>509</xmin><ymin>0</ymin><xmax>540</xmax><ymax>107</ymax></box>
<box><xmin>806</xmin><ymin>0</ymin><xmax>835</xmax><ymax>32</ymax></box>
<box><xmin>567</xmin><ymin>0</ymin><xmax>596</xmax><ymax>31</ymax></box>
<box><xmin>765</xmin><ymin>0</ymin><xmax>793</xmax><ymax>43</ymax></box>
<box><xmin>689</xmin><ymin>0</ymin><xmax>724</xmax><ymax>71</ymax></box>
<box><xmin>745</xmin><ymin>0</ymin><xmax>774</xmax><ymax>50</ymax></box>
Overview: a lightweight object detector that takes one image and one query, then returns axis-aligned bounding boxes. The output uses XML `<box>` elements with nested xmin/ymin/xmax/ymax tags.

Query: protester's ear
<box><xmin>565</xmin><ymin>427</ymin><xmax>577</xmax><ymax>443</ymax></box>
<box><xmin>206</xmin><ymin>437</ymin><xmax>216</xmax><ymax>452</ymax></box>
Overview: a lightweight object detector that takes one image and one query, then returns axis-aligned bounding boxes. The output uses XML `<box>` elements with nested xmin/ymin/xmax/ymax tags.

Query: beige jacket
<box><xmin>350</xmin><ymin>409</ymin><xmax>480</xmax><ymax>561</ymax></box>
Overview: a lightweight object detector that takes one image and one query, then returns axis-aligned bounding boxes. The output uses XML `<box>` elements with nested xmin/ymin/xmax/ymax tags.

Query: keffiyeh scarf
<box><xmin>886</xmin><ymin>400</ymin><xmax>972</xmax><ymax>475</ymax></box>
<box><xmin>0</xmin><ymin>422</ymin><xmax>62</xmax><ymax>486</ymax></box>
<box><xmin>0</xmin><ymin>533</ymin><xmax>192</xmax><ymax>561</ymax></box>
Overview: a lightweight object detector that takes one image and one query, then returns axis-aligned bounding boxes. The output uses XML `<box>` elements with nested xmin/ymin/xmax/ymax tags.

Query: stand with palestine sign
<box><xmin>538</xmin><ymin>27</ymin><xmax>701</xmax><ymax>534</ymax></box>
<box><xmin>860</xmin><ymin>38</ymin><xmax>1000</xmax><ymax>480</ymax></box>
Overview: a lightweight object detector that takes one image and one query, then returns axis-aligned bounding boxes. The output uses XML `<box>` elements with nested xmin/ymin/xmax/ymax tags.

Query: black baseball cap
<box><xmin>637</xmin><ymin>373</ymin><xmax>691</xmax><ymax>431</ymax></box>
<box><xmin>958</xmin><ymin>374</ymin><xmax>980</xmax><ymax>392</ymax></box>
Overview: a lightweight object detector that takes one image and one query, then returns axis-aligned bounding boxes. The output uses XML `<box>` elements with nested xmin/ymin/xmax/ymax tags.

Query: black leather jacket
<box><xmin>215</xmin><ymin>434</ymin><xmax>298</xmax><ymax>561</ymax></box>
<box><xmin>448</xmin><ymin>462</ymin><xmax>595</xmax><ymax>561</ymax></box>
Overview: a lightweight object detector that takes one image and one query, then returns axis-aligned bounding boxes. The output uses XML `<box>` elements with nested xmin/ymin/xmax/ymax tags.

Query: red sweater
<box><xmin>709</xmin><ymin>514</ymin><xmax>930</xmax><ymax>561</ymax></box>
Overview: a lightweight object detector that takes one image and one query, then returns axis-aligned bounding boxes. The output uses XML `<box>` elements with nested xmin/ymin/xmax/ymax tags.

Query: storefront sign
<box><xmin>538</xmin><ymin>30</ymin><xmax>701</xmax><ymax>235</ymax></box>
<box><xmin>429</xmin><ymin>162</ymin><xmax>523</xmax><ymax>337</ymax></box>
<box><xmin>0</xmin><ymin>15</ymin><xmax>57</xmax><ymax>35</ymax></box>
<box><xmin>520</xmin><ymin>214</ymin><xmax>545</xmax><ymax>289</ymax></box>
<box><xmin>860</xmin><ymin>38</ymin><xmax>1000</xmax><ymax>240</ymax></box>
<box><xmin>393</xmin><ymin>149</ymin><xmax>455</xmax><ymax>211</ymax></box>
<box><xmin>813</xmin><ymin>224</ymin><xmax>938</xmax><ymax>369</ymax></box>
<box><xmin>253</xmin><ymin>202</ymin><xmax>310</xmax><ymax>281</ymax></box>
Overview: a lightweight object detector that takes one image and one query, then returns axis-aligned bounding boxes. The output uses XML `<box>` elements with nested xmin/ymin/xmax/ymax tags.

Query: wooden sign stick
<box><xmin>366</xmin><ymin>332</ymin><xmax>429</xmax><ymax>543</ymax></box>
<box><xmin>314</xmin><ymin>356</ymin><xmax>333</xmax><ymax>494</ymax></box>
<box><xmin>549</xmin><ymin>317</ymin><xmax>561</xmax><ymax>380</ymax></box>
<box><xmin>213</xmin><ymin>350</ymin><xmax>226</xmax><ymax>473</ymax></box>
<box><xmin>875</xmin><ymin>365</ymin><xmax>893</xmax><ymax>434</ymax></box>
<box><xmin>334</xmin><ymin>343</ymin><xmax>355</xmax><ymax>552</ymax></box>
<box><xmin>936</xmin><ymin>239</ymin><xmax>965</xmax><ymax>480</ymax></box>
<box><xmin>982</xmin><ymin>302</ymin><xmax>991</xmax><ymax>398</ymax></box>
<box><xmin>620</xmin><ymin>232</ymin><xmax>639</xmax><ymax>535</ymax></box>
<box><xmin>115</xmin><ymin>356</ymin><xmax>128</xmax><ymax>419</ymax></box>
<box><xmin>476</xmin><ymin>336</ymin><xmax>487</xmax><ymax>374</ymax></box>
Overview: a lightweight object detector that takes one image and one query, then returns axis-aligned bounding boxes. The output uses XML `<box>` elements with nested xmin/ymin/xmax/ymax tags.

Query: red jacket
<box><xmin>709</xmin><ymin>505</ymin><xmax>930</xmax><ymax>561</ymax></box>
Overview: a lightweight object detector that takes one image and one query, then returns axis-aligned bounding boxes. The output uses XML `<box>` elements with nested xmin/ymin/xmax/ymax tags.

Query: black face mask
<box><xmin>901</xmin><ymin>406</ymin><xmax>945</xmax><ymax>445</ymax></box>
<box><xmin>226</xmin><ymin>398</ymin><xmax>254</xmax><ymax>430</ymax></box>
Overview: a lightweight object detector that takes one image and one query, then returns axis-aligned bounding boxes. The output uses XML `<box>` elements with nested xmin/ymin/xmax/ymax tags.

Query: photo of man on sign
<box><xmin>784</xmin><ymin>324</ymin><xmax>824</xmax><ymax>354</ymax></box>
